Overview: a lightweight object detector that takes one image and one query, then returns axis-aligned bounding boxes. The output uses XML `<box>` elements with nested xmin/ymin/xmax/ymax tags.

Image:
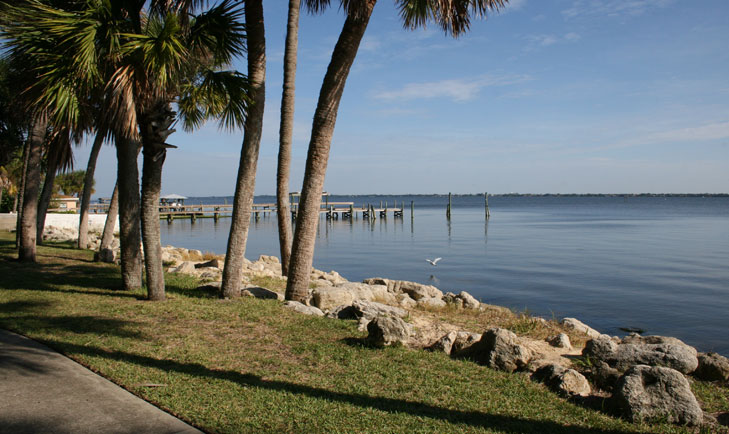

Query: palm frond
<box><xmin>188</xmin><ymin>0</ymin><xmax>246</xmax><ymax>64</ymax></box>
<box><xmin>396</xmin><ymin>0</ymin><xmax>507</xmax><ymax>36</ymax></box>
<box><xmin>177</xmin><ymin>69</ymin><xmax>249</xmax><ymax>132</ymax></box>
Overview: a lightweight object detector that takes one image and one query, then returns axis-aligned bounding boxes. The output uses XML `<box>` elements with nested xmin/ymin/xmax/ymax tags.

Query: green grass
<box><xmin>1</xmin><ymin>231</ymin><xmax>726</xmax><ymax>434</ymax></box>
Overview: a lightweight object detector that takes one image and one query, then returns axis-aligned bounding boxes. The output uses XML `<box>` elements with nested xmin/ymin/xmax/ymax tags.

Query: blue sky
<box><xmin>78</xmin><ymin>0</ymin><xmax>729</xmax><ymax>197</ymax></box>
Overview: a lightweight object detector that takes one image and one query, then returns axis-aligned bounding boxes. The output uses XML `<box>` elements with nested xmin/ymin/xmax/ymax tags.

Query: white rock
<box><xmin>561</xmin><ymin>317</ymin><xmax>601</xmax><ymax>338</ymax></box>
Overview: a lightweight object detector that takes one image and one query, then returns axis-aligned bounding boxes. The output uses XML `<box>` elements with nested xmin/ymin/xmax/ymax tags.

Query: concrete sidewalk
<box><xmin>0</xmin><ymin>329</ymin><xmax>203</xmax><ymax>434</ymax></box>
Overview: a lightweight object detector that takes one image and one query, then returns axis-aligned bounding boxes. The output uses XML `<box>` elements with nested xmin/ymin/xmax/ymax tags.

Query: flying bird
<box><xmin>426</xmin><ymin>257</ymin><xmax>442</xmax><ymax>266</ymax></box>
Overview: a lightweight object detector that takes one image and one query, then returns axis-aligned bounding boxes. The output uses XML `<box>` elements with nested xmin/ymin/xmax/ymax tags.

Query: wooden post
<box><xmin>410</xmin><ymin>201</ymin><xmax>414</xmax><ymax>220</ymax></box>
<box><xmin>447</xmin><ymin>192</ymin><xmax>452</xmax><ymax>219</ymax></box>
<box><xmin>484</xmin><ymin>192</ymin><xmax>491</xmax><ymax>219</ymax></box>
<box><xmin>349</xmin><ymin>204</ymin><xmax>354</xmax><ymax>219</ymax></box>
<box><xmin>214</xmin><ymin>207</ymin><xmax>219</xmax><ymax>222</ymax></box>
<box><xmin>167</xmin><ymin>213</ymin><xmax>173</xmax><ymax>223</ymax></box>
<box><xmin>191</xmin><ymin>213</ymin><xmax>196</xmax><ymax>223</ymax></box>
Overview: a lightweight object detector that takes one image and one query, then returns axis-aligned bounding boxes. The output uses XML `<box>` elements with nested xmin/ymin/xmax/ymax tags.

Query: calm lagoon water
<box><xmin>161</xmin><ymin>196</ymin><xmax>729</xmax><ymax>356</ymax></box>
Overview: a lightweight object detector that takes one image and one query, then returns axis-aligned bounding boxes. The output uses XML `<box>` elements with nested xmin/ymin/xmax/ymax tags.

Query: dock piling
<box><xmin>447</xmin><ymin>192</ymin><xmax>452</xmax><ymax>219</ymax></box>
<box><xmin>484</xmin><ymin>192</ymin><xmax>491</xmax><ymax>219</ymax></box>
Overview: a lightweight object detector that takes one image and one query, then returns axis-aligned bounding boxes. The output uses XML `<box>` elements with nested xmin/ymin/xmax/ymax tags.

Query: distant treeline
<box><xmin>334</xmin><ymin>193</ymin><xmax>729</xmax><ymax>198</ymax></box>
<box><xmin>490</xmin><ymin>193</ymin><xmax>729</xmax><ymax>198</ymax></box>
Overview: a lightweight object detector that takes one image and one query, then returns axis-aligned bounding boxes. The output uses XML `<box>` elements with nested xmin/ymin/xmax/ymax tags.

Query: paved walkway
<box><xmin>0</xmin><ymin>329</ymin><xmax>202</xmax><ymax>434</ymax></box>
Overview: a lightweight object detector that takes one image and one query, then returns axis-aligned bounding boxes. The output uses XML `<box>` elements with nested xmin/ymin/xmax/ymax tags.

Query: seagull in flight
<box><xmin>426</xmin><ymin>257</ymin><xmax>442</xmax><ymax>266</ymax></box>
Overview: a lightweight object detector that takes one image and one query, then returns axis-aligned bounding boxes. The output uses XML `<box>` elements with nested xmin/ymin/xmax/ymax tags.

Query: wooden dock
<box><xmin>88</xmin><ymin>201</ymin><xmax>405</xmax><ymax>222</ymax></box>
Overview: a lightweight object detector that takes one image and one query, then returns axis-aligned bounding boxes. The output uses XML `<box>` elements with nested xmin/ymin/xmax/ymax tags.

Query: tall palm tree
<box><xmin>36</xmin><ymin>128</ymin><xmax>76</xmax><ymax>244</ymax></box>
<box><xmin>220</xmin><ymin>0</ymin><xmax>266</xmax><ymax>299</ymax></box>
<box><xmin>78</xmin><ymin>128</ymin><xmax>107</xmax><ymax>249</ymax></box>
<box><xmin>276</xmin><ymin>0</ymin><xmax>301</xmax><ymax>276</ymax></box>
<box><xmin>285</xmin><ymin>0</ymin><xmax>508</xmax><ymax>301</ymax></box>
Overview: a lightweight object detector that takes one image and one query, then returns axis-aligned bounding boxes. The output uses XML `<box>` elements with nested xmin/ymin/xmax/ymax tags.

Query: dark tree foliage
<box><xmin>54</xmin><ymin>170</ymin><xmax>91</xmax><ymax>197</ymax></box>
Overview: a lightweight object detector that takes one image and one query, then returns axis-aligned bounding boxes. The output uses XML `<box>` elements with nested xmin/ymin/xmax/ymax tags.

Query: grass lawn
<box><xmin>0</xmin><ymin>231</ymin><xmax>726</xmax><ymax>433</ymax></box>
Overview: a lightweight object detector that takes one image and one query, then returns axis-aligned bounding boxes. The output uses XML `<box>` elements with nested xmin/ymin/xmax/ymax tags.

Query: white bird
<box><xmin>426</xmin><ymin>257</ymin><xmax>442</xmax><ymax>266</ymax></box>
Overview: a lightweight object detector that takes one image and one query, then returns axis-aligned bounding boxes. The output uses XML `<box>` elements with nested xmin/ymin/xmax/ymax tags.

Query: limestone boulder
<box><xmin>395</xmin><ymin>294</ymin><xmax>417</xmax><ymax>308</ymax></box>
<box><xmin>311</xmin><ymin>287</ymin><xmax>354</xmax><ymax>310</ymax></box>
<box><xmin>171</xmin><ymin>261</ymin><xmax>197</xmax><ymax>275</ymax></box>
<box><xmin>533</xmin><ymin>363</ymin><xmax>591</xmax><ymax>397</ymax></box>
<box><xmin>352</xmin><ymin>300</ymin><xmax>408</xmax><ymax>321</ymax></box>
<box><xmin>428</xmin><ymin>331</ymin><xmax>459</xmax><ymax>354</ymax></box>
<box><xmin>461</xmin><ymin>328</ymin><xmax>532</xmax><ymax>372</ymax></box>
<box><xmin>547</xmin><ymin>333</ymin><xmax>572</xmax><ymax>350</ymax></box>
<box><xmin>561</xmin><ymin>317</ymin><xmax>602</xmax><ymax>338</ymax></box>
<box><xmin>583</xmin><ymin>335</ymin><xmax>698</xmax><ymax>374</ymax></box>
<box><xmin>283</xmin><ymin>301</ymin><xmax>325</xmax><ymax>317</ymax></box>
<box><xmin>399</xmin><ymin>280</ymin><xmax>443</xmax><ymax>301</ymax></box>
<box><xmin>444</xmin><ymin>291</ymin><xmax>480</xmax><ymax>309</ymax></box>
<box><xmin>366</xmin><ymin>315</ymin><xmax>412</xmax><ymax>347</ymax></box>
<box><xmin>694</xmin><ymin>352</ymin><xmax>729</xmax><ymax>381</ymax></box>
<box><xmin>451</xmin><ymin>332</ymin><xmax>482</xmax><ymax>355</ymax></box>
<box><xmin>614</xmin><ymin>365</ymin><xmax>703</xmax><ymax>426</ymax></box>
<box><xmin>417</xmin><ymin>296</ymin><xmax>447</xmax><ymax>309</ymax></box>
<box><xmin>241</xmin><ymin>286</ymin><xmax>283</xmax><ymax>301</ymax></box>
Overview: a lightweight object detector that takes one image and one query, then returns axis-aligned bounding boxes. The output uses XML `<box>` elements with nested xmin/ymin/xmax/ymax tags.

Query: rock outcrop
<box><xmin>533</xmin><ymin>363</ymin><xmax>591</xmax><ymax>397</ymax></box>
<box><xmin>561</xmin><ymin>317</ymin><xmax>602</xmax><ymax>338</ymax></box>
<box><xmin>613</xmin><ymin>365</ymin><xmax>703</xmax><ymax>426</ymax></box>
<box><xmin>583</xmin><ymin>334</ymin><xmax>698</xmax><ymax>375</ymax></box>
<box><xmin>694</xmin><ymin>352</ymin><xmax>729</xmax><ymax>381</ymax></box>
<box><xmin>366</xmin><ymin>316</ymin><xmax>412</xmax><ymax>347</ymax></box>
<box><xmin>459</xmin><ymin>328</ymin><xmax>532</xmax><ymax>373</ymax></box>
<box><xmin>283</xmin><ymin>301</ymin><xmax>325</xmax><ymax>317</ymax></box>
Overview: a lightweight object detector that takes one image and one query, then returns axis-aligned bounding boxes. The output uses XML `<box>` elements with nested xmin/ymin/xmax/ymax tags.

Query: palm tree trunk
<box><xmin>220</xmin><ymin>0</ymin><xmax>266</xmax><ymax>298</ymax></box>
<box><xmin>15</xmin><ymin>137</ymin><xmax>31</xmax><ymax>247</ymax></box>
<box><xmin>36</xmin><ymin>144</ymin><xmax>61</xmax><ymax>244</ymax></box>
<box><xmin>19</xmin><ymin>117</ymin><xmax>47</xmax><ymax>262</ymax></box>
<box><xmin>139</xmin><ymin>104</ymin><xmax>175</xmax><ymax>301</ymax></box>
<box><xmin>97</xmin><ymin>181</ymin><xmax>119</xmax><ymax>262</ymax></box>
<box><xmin>276</xmin><ymin>0</ymin><xmax>301</xmax><ymax>276</ymax></box>
<box><xmin>13</xmin><ymin>192</ymin><xmax>18</xmax><ymax>212</ymax></box>
<box><xmin>285</xmin><ymin>1</ymin><xmax>376</xmax><ymax>302</ymax></box>
<box><xmin>116</xmin><ymin>138</ymin><xmax>143</xmax><ymax>290</ymax></box>
<box><xmin>140</xmin><ymin>145</ymin><xmax>166</xmax><ymax>301</ymax></box>
<box><xmin>78</xmin><ymin>130</ymin><xmax>105</xmax><ymax>249</ymax></box>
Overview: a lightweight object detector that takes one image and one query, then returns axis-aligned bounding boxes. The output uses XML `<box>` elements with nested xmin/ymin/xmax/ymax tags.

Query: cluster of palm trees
<box><xmin>0</xmin><ymin>0</ymin><xmax>507</xmax><ymax>303</ymax></box>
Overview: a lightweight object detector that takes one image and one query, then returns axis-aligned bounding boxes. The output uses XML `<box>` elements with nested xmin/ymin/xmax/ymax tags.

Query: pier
<box><xmin>87</xmin><ymin>201</ymin><xmax>405</xmax><ymax>222</ymax></box>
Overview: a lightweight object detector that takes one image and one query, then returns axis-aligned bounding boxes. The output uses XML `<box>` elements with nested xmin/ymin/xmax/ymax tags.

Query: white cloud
<box><xmin>504</xmin><ymin>0</ymin><xmax>527</xmax><ymax>12</ymax></box>
<box><xmin>562</xmin><ymin>0</ymin><xmax>675</xmax><ymax>20</ymax></box>
<box><xmin>523</xmin><ymin>33</ymin><xmax>580</xmax><ymax>51</ymax></box>
<box><xmin>372</xmin><ymin>74</ymin><xmax>530</xmax><ymax>102</ymax></box>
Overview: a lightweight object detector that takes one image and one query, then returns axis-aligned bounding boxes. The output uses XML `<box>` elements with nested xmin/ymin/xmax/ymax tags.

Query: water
<box><xmin>161</xmin><ymin>195</ymin><xmax>729</xmax><ymax>356</ymax></box>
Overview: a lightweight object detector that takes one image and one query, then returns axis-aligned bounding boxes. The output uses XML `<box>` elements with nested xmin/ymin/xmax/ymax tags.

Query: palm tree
<box><xmin>78</xmin><ymin>129</ymin><xmax>107</xmax><ymax>249</ymax></box>
<box><xmin>220</xmin><ymin>0</ymin><xmax>266</xmax><ymax>299</ymax></box>
<box><xmin>97</xmin><ymin>180</ymin><xmax>119</xmax><ymax>262</ymax></box>
<box><xmin>285</xmin><ymin>0</ymin><xmax>508</xmax><ymax>301</ymax></box>
<box><xmin>276</xmin><ymin>0</ymin><xmax>302</xmax><ymax>276</ymax></box>
<box><xmin>3</xmin><ymin>0</ymin><xmax>249</xmax><ymax>297</ymax></box>
<box><xmin>18</xmin><ymin>115</ymin><xmax>47</xmax><ymax>261</ymax></box>
<box><xmin>36</xmin><ymin>128</ymin><xmax>76</xmax><ymax>244</ymax></box>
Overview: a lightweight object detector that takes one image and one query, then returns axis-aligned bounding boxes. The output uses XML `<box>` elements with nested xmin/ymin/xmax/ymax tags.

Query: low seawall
<box><xmin>0</xmin><ymin>213</ymin><xmax>118</xmax><ymax>233</ymax></box>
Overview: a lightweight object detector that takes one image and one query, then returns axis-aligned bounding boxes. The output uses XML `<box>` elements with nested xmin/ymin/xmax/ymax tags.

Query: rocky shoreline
<box><xmin>42</xmin><ymin>225</ymin><xmax>729</xmax><ymax>429</ymax></box>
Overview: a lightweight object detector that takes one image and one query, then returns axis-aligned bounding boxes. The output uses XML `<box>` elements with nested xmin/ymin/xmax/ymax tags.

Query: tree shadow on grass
<box><xmin>0</xmin><ymin>258</ymin><xmax>141</xmax><ymax>299</ymax></box>
<box><xmin>0</xmin><ymin>311</ymin><xmax>145</xmax><ymax>340</ymax></box>
<box><xmin>38</xmin><ymin>338</ymin><xmax>641</xmax><ymax>434</ymax></box>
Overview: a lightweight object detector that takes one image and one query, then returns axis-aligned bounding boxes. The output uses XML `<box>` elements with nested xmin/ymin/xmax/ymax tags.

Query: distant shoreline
<box><xmin>176</xmin><ymin>193</ymin><xmax>729</xmax><ymax>199</ymax></box>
